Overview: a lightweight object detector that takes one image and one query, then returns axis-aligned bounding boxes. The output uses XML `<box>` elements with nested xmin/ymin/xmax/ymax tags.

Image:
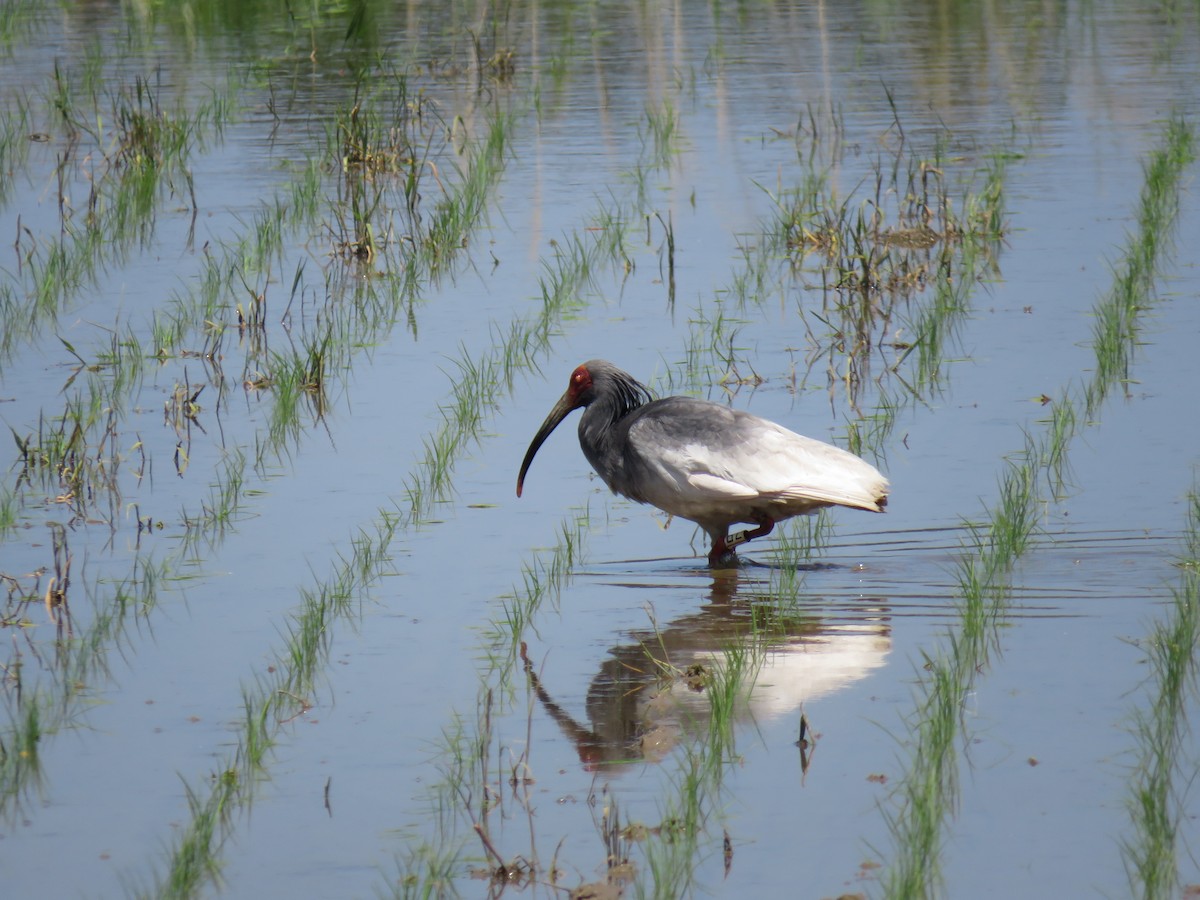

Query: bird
<box><xmin>516</xmin><ymin>360</ymin><xmax>889</xmax><ymax>566</ymax></box>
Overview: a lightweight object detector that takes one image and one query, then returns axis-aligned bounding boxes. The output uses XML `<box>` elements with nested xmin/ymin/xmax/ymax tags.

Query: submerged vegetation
<box><xmin>0</xmin><ymin>2</ymin><xmax>1197</xmax><ymax>899</ymax></box>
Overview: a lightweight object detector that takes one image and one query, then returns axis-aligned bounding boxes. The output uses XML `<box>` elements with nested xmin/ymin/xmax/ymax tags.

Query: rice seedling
<box><xmin>701</xmin><ymin>637</ymin><xmax>759</xmax><ymax>766</ymax></box>
<box><xmin>145</xmin><ymin>777</ymin><xmax>236</xmax><ymax>900</ymax></box>
<box><xmin>635</xmin><ymin>749</ymin><xmax>709</xmax><ymax>899</ymax></box>
<box><xmin>420</xmin><ymin>110</ymin><xmax>511</xmax><ymax>270</ymax></box>
<box><xmin>878</xmin><ymin>114</ymin><xmax>1194</xmax><ymax>900</ymax></box>
<box><xmin>0</xmin><ymin>0</ymin><xmax>43</xmax><ymax>47</ymax></box>
<box><xmin>480</xmin><ymin>41</ymin><xmax>518</xmax><ymax>85</ymax></box>
<box><xmin>750</xmin><ymin>107</ymin><xmax>1009</xmax><ymax>427</ymax></box>
<box><xmin>489</xmin><ymin>505</ymin><xmax>592</xmax><ymax>684</ymax></box>
<box><xmin>504</xmin><ymin>126</ymin><xmax>1012</xmax><ymax>896</ymax></box>
<box><xmin>376</xmin><ymin>90</ymin><xmax>711</xmax><ymax>894</ymax></box>
<box><xmin>143</xmin><ymin>498</ymin><xmax>400</xmax><ymax>895</ymax></box>
<box><xmin>0</xmin><ymin>547</ymin><xmax>172</xmax><ymax>820</ymax></box>
<box><xmin>0</xmin><ymin>97</ymin><xmax>34</xmax><ymax>206</ymax></box>
<box><xmin>140</xmin><ymin>86</ymin><xmax>530</xmax><ymax>890</ymax></box>
<box><xmin>111</xmin><ymin>74</ymin><xmax>194</xmax><ymax>174</ymax></box>
<box><xmin>391</xmin><ymin>719</ymin><xmax>474</xmax><ymax>896</ymax></box>
<box><xmin>4</xmin><ymin>320</ymin><xmax>157</xmax><ymax>525</ymax></box>
<box><xmin>900</xmin><ymin>241</ymin><xmax>979</xmax><ymax>397</ymax></box>
<box><xmin>0</xmin><ymin>484</ymin><xmax>17</xmax><ymax>533</ymax></box>
<box><xmin>963</xmin><ymin>151</ymin><xmax>1015</xmax><ymax>238</ymax></box>
<box><xmin>1084</xmin><ymin>115</ymin><xmax>1195</xmax><ymax>420</ymax></box>
<box><xmin>391</xmin><ymin>840</ymin><xmax>462</xmax><ymax>900</ymax></box>
<box><xmin>0</xmin><ymin>54</ymin><xmax>242</xmax><ymax>373</ymax></box>
<box><xmin>2</xmin><ymin>20</ymin><xmax>515</xmax><ymax>880</ymax></box>
<box><xmin>331</xmin><ymin>105</ymin><xmax>392</xmax><ymax>261</ymax></box>
<box><xmin>770</xmin><ymin>510</ymin><xmax>835</xmax><ymax>572</ymax></box>
<box><xmin>257</xmin><ymin>327</ymin><xmax>337</xmax><ymax>457</ymax></box>
<box><xmin>1120</xmin><ymin>490</ymin><xmax>1200</xmax><ymax>899</ymax></box>
<box><xmin>0</xmin><ymin>699</ymin><xmax>44</xmax><ymax>819</ymax></box>
<box><xmin>570</xmin><ymin>786</ymin><xmax>638</xmax><ymax>896</ymax></box>
<box><xmin>326</xmin><ymin>67</ymin><xmax>448</xmax><ymax>265</ymax></box>
<box><xmin>10</xmin><ymin>389</ymin><xmax>118</xmax><ymax>523</ymax></box>
<box><xmin>642</xmin><ymin>99</ymin><xmax>680</xmax><ymax>171</ymax></box>
<box><xmin>178</xmin><ymin>450</ymin><xmax>247</xmax><ymax>555</ymax></box>
<box><xmin>681</xmin><ymin>299</ymin><xmax>750</xmax><ymax>389</ymax></box>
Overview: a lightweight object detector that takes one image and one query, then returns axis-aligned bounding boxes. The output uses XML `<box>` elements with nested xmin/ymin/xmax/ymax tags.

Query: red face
<box><xmin>567</xmin><ymin>363</ymin><xmax>593</xmax><ymax>405</ymax></box>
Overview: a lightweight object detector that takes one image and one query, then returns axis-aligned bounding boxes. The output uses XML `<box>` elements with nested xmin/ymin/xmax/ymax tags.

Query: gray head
<box><xmin>516</xmin><ymin>361</ymin><xmax>651</xmax><ymax>496</ymax></box>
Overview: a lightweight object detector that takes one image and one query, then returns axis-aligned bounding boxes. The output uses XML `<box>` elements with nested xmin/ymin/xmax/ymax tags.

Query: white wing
<box><xmin>624</xmin><ymin>402</ymin><xmax>888</xmax><ymax>516</ymax></box>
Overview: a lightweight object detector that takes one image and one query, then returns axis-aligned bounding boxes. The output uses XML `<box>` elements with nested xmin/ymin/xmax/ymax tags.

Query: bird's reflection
<box><xmin>521</xmin><ymin>570</ymin><xmax>891</xmax><ymax>773</ymax></box>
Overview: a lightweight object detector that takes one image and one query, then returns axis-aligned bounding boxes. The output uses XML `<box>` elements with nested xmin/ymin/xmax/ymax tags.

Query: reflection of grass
<box><xmin>881</xmin><ymin>115</ymin><xmax>1195</xmax><ymax>900</ymax></box>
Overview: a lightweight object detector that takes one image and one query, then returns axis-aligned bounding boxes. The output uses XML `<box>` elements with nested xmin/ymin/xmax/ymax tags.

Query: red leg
<box><xmin>708</xmin><ymin>516</ymin><xmax>775</xmax><ymax>567</ymax></box>
<box><xmin>742</xmin><ymin>517</ymin><xmax>775</xmax><ymax>543</ymax></box>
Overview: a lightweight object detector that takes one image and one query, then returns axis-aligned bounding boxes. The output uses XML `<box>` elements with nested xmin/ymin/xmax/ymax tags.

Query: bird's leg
<box><xmin>709</xmin><ymin>516</ymin><xmax>776</xmax><ymax>567</ymax></box>
<box><xmin>725</xmin><ymin>516</ymin><xmax>775</xmax><ymax>549</ymax></box>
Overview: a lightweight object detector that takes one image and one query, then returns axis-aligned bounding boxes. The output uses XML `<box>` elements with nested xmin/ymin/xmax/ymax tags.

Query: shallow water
<box><xmin>1</xmin><ymin>1</ymin><xmax>1199</xmax><ymax>897</ymax></box>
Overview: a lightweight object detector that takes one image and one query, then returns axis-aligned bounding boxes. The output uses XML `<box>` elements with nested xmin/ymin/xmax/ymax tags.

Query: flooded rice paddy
<box><xmin>1</xmin><ymin>1</ymin><xmax>1199</xmax><ymax>897</ymax></box>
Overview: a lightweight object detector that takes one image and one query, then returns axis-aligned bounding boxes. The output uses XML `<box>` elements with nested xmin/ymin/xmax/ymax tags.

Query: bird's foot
<box><xmin>707</xmin><ymin>535</ymin><xmax>739</xmax><ymax>568</ymax></box>
<box><xmin>708</xmin><ymin>548</ymin><xmax>740</xmax><ymax>568</ymax></box>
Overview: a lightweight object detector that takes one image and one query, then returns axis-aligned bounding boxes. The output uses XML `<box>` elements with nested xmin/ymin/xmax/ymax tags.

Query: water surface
<box><xmin>0</xmin><ymin>2</ymin><xmax>1198</xmax><ymax>897</ymax></box>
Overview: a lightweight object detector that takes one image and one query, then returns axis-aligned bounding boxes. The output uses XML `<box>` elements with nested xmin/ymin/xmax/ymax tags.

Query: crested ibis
<box><xmin>516</xmin><ymin>360</ymin><xmax>889</xmax><ymax>566</ymax></box>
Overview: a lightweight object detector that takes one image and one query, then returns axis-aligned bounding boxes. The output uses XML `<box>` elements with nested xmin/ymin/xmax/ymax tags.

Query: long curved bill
<box><xmin>516</xmin><ymin>392</ymin><xmax>579</xmax><ymax>497</ymax></box>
